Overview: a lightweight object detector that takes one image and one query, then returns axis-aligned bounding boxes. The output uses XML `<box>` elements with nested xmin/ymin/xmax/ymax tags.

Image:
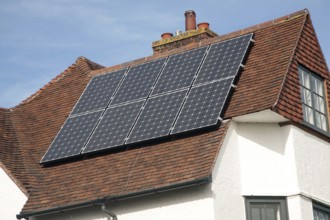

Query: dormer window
<box><xmin>298</xmin><ymin>66</ymin><xmax>328</xmax><ymax>132</ymax></box>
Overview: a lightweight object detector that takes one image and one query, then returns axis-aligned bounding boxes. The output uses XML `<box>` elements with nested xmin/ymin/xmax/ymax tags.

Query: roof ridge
<box><xmin>91</xmin><ymin>9</ymin><xmax>308</xmax><ymax>77</ymax></box>
<box><xmin>231</xmin><ymin>9</ymin><xmax>308</xmax><ymax>36</ymax></box>
<box><xmin>13</xmin><ymin>57</ymin><xmax>103</xmax><ymax>109</ymax></box>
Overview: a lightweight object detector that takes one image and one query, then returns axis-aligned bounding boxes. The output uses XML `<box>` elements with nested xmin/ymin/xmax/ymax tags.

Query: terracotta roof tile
<box><xmin>21</xmin><ymin>122</ymin><xmax>229</xmax><ymax>213</ymax></box>
<box><xmin>225</xmin><ymin>11</ymin><xmax>306</xmax><ymax>118</ymax></box>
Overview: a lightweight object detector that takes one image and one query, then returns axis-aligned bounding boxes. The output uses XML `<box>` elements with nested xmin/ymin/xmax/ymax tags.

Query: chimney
<box><xmin>152</xmin><ymin>10</ymin><xmax>218</xmax><ymax>55</ymax></box>
<box><xmin>185</xmin><ymin>10</ymin><xmax>197</xmax><ymax>31</ymax></box>
<box><xmin>161</xmin><ymin>33</ymin><xmax>173</xmax><ymax>39</ymax></box>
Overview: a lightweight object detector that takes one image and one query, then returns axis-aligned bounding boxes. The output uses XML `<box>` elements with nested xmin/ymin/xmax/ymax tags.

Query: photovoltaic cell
<box><xmin>151</xmin><ymin>46</ymin><xmax>208</xmax><ymax>96</ymax></box>
<box><xmin>71</xmin><ymin>69</ymin><xmax>126</xmax><ymax>115</ymax></box>
<box><xmin>111</xmin><ymin>58</ymin><xmax>166</xmax><ymax>105</ymax></box>
<box><xmin>83</xmin><ymin>100</ymin><xmax>145</xmax><ymax>153</ymax></box>
<box><xmin>127</xmin><ymin>89</ymin><xmax>188</xmax><ymax>144</ymax></box>
<box><xmin>171</xmin><ymin>78</ymin><xmax>234</xmax><ymax>134</ymax></box>
<box><xmin>194</xmin><ymin>34</ymin><xmax>252</xmax><ymax>85</ymax></box>
<box><xmin>41</xmin><ymin>110</ymin><xmax>103</xmax><ymax>163</ymax></box>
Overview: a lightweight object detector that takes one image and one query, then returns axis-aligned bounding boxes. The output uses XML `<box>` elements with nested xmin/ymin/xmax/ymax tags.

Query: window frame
<box><xmin>313</xmin><ymin>202</ymin><xmax>330</xmax><ymax>220</ymax></box>
<box><xmin>298</xmin><ymin>65</ymin><xmax>329</xmax><ymax>133</ymax></box>
<box><xmin>245</xmin><ymin>197</ymin><xmax>289</xmax><ymax>220</ymax></box>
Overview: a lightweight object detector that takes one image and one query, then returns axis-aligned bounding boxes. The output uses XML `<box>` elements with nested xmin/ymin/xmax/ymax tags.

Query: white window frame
<box><xmin>298</xmin><ymin>65</ymin><xmax>328</xmax><ymax>132</ymax></box>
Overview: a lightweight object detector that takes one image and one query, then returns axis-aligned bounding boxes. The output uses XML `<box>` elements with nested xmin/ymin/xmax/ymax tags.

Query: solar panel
<box><xmin>194</xmin><ymin>34</ymin><xmax>252</xmax><ymax>85</ymax></box>
<box><xmin>171</xmin><ymin>78</ymin><xmax>234</xmax><ymax>134</ymax></box>
<box><xmin>41</xmin><ymin>110</ymin><xmax>103</xmax><ymax>163</ymax></box>
<box><xmin>151</xmin><ymin>46</ymin><xmax>208</xmax><ymax>96</ymax></box>
<box><xmin>111</xmin><ymin>58</ymin><xmax>166</xmax><ymax>105</ymax></box>
<box><xmin>126</xmin><ymin>89</ymin><xmax>188</xmax><ymax>144</ymax></box>
<box><xmin>83</xmin><ymin>100</ymin><xmax>145</xmax><ymax>153</ymax></box>
<box><xmin>71</xmin><ymin>69</ymin><xmax>126</xmax><ymax>115</ymax></box>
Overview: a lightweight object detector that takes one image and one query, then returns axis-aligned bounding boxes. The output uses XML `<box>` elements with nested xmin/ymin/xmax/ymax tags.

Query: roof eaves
<box><xmin>17</xmin><ymin>176</ymin><xmax>211</xmax><ymax>219</ymax></box>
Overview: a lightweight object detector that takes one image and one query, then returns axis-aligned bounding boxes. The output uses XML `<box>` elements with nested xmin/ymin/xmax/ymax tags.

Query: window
<box><xmin>298</xmin><ymin>66</ymin><xmax>328</xmax><ymax>132</ymax></box>
<box><xmin>314</xmin><ymin>202</ymin><xmax>330</xmax><ymax>220</ymax></box>
<box><xmin>245</xmin><ymin>197</ymin><xmax>288</xmax><ymax>220</ymax></box>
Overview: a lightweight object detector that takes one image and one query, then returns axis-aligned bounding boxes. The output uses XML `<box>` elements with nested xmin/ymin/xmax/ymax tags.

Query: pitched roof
<box><xmin>1</xmin><ymin>9</ymin><xmax>329</xmax><ymax>218</ymax></box>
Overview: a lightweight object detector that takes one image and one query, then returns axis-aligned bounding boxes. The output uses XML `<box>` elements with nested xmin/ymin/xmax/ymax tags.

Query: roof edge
<box><xmin>0</xmin><ymin>160</ymin><xmax>29</xmax><ymax>197</ymax></box>
<box><xmin>0</xmin><ymin>109</ymin><xmax>29</xmax><ymax>196</ymax></box>
<box><xmin>13</xmin><ymin>57</ymin><xmax>103</xmax><ymax>109</ymax></box>
<box><xmin>272</xmin><ymin>10</ymin><xmax>308</xmax><ymax>110</ymax></box>
<box><xmin>17</xmin><ymin>176</ymin><xmax>211</xmax><ymax>219</ymax></box>
<box><xmin>91</xmin><ymin>9</ymin><xmax>308</xmax><ymax>77</ymax></box>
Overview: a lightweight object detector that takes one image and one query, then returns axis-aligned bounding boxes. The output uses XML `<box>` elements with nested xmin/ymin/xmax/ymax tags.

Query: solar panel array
<box><xmin>41</xmin><ymin>33</ymin><xmax>253</xmax><ymax>164</ymax></box>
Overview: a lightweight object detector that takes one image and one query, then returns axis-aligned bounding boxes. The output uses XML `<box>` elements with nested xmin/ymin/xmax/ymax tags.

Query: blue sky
<box><xmin>0</xmin><ymin>0</ymin><xmax>329</xmax><ymax>108</ymax></box>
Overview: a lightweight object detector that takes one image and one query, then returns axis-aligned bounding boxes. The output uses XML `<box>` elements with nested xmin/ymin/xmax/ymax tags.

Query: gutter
<box><xmin>16</xmin><ymin>176</ymin><xmax>211</xmax><ymax>219</ymax></box>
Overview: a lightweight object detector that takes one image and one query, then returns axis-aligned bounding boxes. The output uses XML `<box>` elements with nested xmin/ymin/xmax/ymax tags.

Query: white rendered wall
<box><xmin>212</xmin><ymin>122</ymin><xmax>246</xmax><ymax>219</ymax></box>
<box><xmin>237</xmin><ymin>122</ymin><xmax>299</xmax><ymax>195</ymax></box>
<box><xmin>0</xmin><ymin>167</ymin><xmax>27</xmax><ymax>220</ymax></box>
<box><xmin>292</xmin><ymin>126</ymin><xmax>330</xmax><ymax>203</ymax></box>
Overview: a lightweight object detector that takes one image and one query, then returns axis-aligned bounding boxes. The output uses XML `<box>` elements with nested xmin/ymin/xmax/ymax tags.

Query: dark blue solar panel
<box><xmin>41</xmin><ymin>110</ymin><xmax>103</xmax><ymax>163</ymax></box>
<box><xmin>83</xmin><ymin>100</ymin><xmax>145</xmax><ymax>153</ymax></box>
<box><xmin>111</xmin><ymin>58</ymin><xmax>166</xmax><ymax>105</ymax></box>
<box><xmin>126</xmin><ymin>89</ymin><xmax>188</xmax><ymax>144</ymax></box>
<box><xmin>194</xmin><ymin>34</ymin><xmax>252</xmax><ymax>85</ymax></box>
<box><xmin>172</xmin><ymin>78</ymin><xmax>234</xmax><ymax>134</ymax></box>
<box><xmin>41</xmin><ymin>33</ymin><xmax>254</xmax><ymax>163</ymax></box>
<box><xmin>71</xmin><ymin>69</ymin><xmax>126</xmax><ymax>115</ymax></box>
<box><xmin>151</xmin><ymin>46</ymin><xmax>208</xmax><ymax>96</ymax></box>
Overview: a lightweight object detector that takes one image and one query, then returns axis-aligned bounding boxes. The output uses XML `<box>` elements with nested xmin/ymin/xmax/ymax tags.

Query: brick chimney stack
<box><xmin>152</xmin><ymin>10</ymin><xmax>218</xmax><ymax>55</ymax></box>
<box><xmin>185</xmin><ymin>10</ymin><xmax>197</xmax><ymax>31</ymax></box>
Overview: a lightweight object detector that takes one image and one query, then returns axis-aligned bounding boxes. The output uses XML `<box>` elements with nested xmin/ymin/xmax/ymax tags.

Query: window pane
<box><xmin>320</xmin><ymin>114</ymin><xmax>328</xmax><ymax>131</ymax></box>
<box><xmin>300</xmin><ymin>69</ymin><xmax>310</xmax><ymax>87</ymax></box>
<box><xmin>319</xmin><ymin>212</ymin><xmax>326</xmax><ymax>220</ymax></box>
<box><xmin>315</xmin><ymin>112</ymin><xmax>328</xmax><ymax>131</ymax></box>
<box><xmin>314</xmin><ymin>210</ymin><xmax>319</xmax><ymax>220</ymax></box>
<box><xmin>302</xmin><ymin>88</ymin><xmax>312</xmax><ymax>106</ymax></box>
<box><xmin>251</xmin><ymin>207</ymin><xmax>262</xmax><ymax>220</ymax></box>
<box><xmin>313</xmin><ymin>94</ymin><xmax>326</xmax><ymax>114</ymax></box>
<box><xmin>313</xmin><ymin>77</ymin><xmax>324</xmax><ymax>96</ymax></box>
<box><xmin>265</xmin><ymin>207</ymin><xmax>277</xmax><ymax>220</ymax></box>
<box><xmin>315</xmin><ymin>112</ymin><xmax>322</xmax><ymax>129</ymax></box>
<box><xmin>303</xmin><ymin>105</ymin><xmax>314</xmax><ymax>124</ymax></box>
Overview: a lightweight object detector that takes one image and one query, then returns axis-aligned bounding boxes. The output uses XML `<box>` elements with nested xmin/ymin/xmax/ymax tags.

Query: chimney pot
<box><xmin>184</xmin><ymin>10</ymin><xmax>196</xmax><ymax>31</ymax></box>
<box><xmin>161</xmin><ymin>32</ymin><xmax>173</xmax><ymax>39</ymax></box>
<box><xmin>197</xmin><ymin>22</ymin><xmax>210</xmax><ymax>30</ymax></box>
